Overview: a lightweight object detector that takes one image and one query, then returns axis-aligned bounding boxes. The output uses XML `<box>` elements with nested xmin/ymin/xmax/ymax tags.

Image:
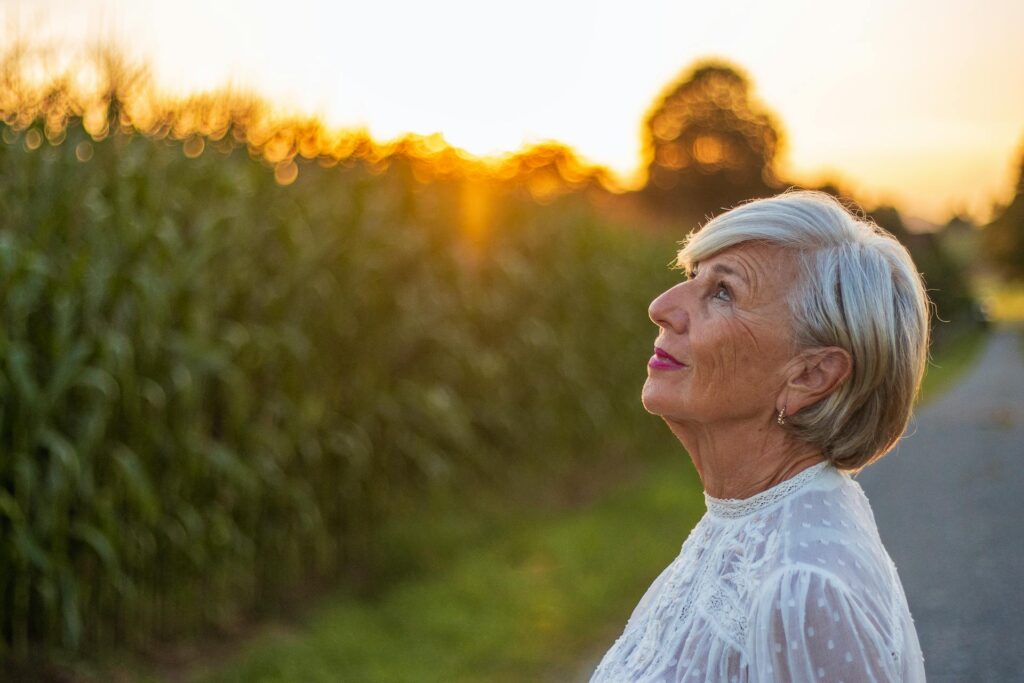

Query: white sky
<box><xmin>5</xmin><ymin>0</ymin><xmax>1024</xmax><ymax>222</ymax></box>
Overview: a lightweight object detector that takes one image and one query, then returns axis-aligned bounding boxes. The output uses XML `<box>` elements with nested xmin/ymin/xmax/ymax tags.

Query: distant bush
<box><xmin>867</xmin><ymin>204</ymin><xmax>980</xmax><ymax>347</ymax></box>
<box><xmin>981</xmin><ymin>144</ymin><xmax>1024</xmax><ymax>282</ymax></box>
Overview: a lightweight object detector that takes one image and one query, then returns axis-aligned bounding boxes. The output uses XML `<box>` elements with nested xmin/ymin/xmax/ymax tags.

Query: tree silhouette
<box><xmin>641</xmin><ymin>60</ymin><xmax>784</xmax><ymax>221</ymax></box>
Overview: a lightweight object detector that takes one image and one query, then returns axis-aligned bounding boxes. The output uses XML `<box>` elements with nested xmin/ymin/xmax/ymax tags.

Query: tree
<box><xmin>981</xmin><ymin>140</ymin><xmax>1024</xmax><ymax>281</ymax></box>
<box><xmin>641</xmin><ymin>60</ymin><xmax>784</xmax><ymax>221</ymax></box>
<box><xmin>869</xmin><ymin>204</ymin><xmax>978</xmax><ymax>345</ymax></box>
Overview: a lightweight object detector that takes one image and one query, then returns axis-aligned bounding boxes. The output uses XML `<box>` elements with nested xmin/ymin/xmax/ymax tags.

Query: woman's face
<box><xmin>642</xmin><ymin>241</ymin><xmax>800</xmax><ymax>427</ymax></box>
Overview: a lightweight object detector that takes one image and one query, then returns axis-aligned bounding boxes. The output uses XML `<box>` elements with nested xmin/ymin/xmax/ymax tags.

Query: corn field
<box><xmin>0</xmin><ymin>111</ymin><xmax>679</xmax><ymax>661</ymax></box>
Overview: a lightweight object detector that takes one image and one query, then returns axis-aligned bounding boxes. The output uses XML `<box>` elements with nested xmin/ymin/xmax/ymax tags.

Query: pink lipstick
<box><xmin>649</xmin><ymin>346</ymin><xmax>687</xmax><ymax>370</ymax></box>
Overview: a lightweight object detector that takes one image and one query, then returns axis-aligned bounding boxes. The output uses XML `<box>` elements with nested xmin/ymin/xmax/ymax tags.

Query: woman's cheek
<box><xmin>701</xmin><ymin>339</ymin><xmax>734</xmax><ymax>389</ymax></box>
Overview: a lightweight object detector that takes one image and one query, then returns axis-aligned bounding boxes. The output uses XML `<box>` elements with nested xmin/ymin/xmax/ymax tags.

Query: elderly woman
<box><xmin>591</xmin><ymin>190</ymin><xmax>928</xmax><ymax>682</ymax></box>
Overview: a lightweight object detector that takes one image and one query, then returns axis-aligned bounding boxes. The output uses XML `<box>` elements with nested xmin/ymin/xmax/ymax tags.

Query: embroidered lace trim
<box><xmin>704</xmin><ymin>461</ymin><xmax>832</xmax><ymax>519</ymax></box>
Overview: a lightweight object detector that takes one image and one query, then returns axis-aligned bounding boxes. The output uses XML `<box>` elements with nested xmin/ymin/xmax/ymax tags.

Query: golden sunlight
<box><xmin>5</xmin><ymin>0</ymin><xmax>1024</xmax><ymax>222</ymax></box>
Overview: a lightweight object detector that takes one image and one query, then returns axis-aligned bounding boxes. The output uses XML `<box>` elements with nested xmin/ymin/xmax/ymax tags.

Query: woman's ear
<box><xmin>785</xmin><ymin>347</ymin><xmax>853</xmax><ymax>414</ymax></box>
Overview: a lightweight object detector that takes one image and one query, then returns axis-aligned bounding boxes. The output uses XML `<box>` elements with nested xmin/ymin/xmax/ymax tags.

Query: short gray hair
<box><xmin>677</xmin><ymin>189</ymin><xmax>930</xmax><ymax>471</ymax></box>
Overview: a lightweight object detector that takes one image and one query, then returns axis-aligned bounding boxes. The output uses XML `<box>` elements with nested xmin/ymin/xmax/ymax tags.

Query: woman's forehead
<box><xmin>700</xmin><ymin>242</ymin><xmax>798</xmax><ymax>286</ymax></box>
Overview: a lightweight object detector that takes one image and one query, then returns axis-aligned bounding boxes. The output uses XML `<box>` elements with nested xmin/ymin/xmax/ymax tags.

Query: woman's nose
<box><xmin>648</xmin><ymin>282</ymin><xmax>689</xmax><ymax>333</ymax></box>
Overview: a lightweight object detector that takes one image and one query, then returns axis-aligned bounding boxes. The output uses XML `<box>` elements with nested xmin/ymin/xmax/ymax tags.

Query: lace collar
<box><xmin>704</xmin><ymin>460</ymin><xmax>832</xmax><ymax>520</ymax></box>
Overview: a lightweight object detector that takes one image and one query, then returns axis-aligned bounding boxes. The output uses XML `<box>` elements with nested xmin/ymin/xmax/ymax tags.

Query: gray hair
<box><xmin>677</xmin><ymin>189</ymin><xmax>931</xmax><ymax>471</ymax></box>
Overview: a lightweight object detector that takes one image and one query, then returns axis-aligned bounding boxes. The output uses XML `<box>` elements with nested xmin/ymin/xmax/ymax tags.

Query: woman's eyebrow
<box><xmin>708</xmin><ymin>262</ymin><xmax>749</xmax><ymax>285</ymax></box>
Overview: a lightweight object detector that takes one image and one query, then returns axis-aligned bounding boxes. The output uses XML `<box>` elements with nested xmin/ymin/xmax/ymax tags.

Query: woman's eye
<box><xmin>712</xmin><ymin>283</ymin><xmax>732</xmax><ymax>302</ymax></box>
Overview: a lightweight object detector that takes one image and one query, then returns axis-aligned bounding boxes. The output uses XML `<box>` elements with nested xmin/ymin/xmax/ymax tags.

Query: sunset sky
<box><xmin>8</xmin><ymin>0</ymin><xmax>1024</xmax><ymax>223</ymax></box>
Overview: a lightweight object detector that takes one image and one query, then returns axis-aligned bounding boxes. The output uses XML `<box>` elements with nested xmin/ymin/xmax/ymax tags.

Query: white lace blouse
<box><xmin>590</xmin><ymin>461</ymin><xmax>925</xmax><ymax>682</ymax></box>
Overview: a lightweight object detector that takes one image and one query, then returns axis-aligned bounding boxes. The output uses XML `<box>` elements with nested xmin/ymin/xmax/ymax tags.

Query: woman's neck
<box><xmin>664</xmin><ymin>416</ymin><xmax>826</xmax><ymax>499</ymax></box>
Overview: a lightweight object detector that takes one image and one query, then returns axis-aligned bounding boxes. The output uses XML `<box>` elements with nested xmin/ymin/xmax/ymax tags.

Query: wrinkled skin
<box><xmin>643</xmin><ymin>241</ymin><xmax>799</xmax><ymax>426</ymax></box>
<box><xmin>642</xmin><ymin>242</ymin><xmax>837</xmax><ymax>498</ymax></box>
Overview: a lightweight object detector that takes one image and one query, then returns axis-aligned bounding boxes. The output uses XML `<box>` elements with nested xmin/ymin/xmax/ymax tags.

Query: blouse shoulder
<box><xmin>745</xmin><ymin>467</ymin><xmax>913</xmax><ymax>682</ymax></box>
<box><xmin>775</xmin><ymin>466</ymin><xmax>894</xmax><ymax>588</ymax></box>
<box><xmin>748</xmin><ymin>564</ymin><xmax>904</xmax><ymax>683</ymax></box>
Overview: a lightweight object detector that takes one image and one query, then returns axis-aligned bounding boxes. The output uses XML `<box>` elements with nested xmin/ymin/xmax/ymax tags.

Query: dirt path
<box><xmin>857</xmin><ymin>326</ymin><xmax>1024</xmax><ymax>682</ymax></box>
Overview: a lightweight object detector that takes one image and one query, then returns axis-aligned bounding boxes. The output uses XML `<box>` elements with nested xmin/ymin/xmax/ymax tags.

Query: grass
<box><xmin>174</xmin><ymin>451</ymin><xmax>704</xmax><ymax>683</ymax></box>
<box><xmin>83</xmin><ymin>324</ymin><xmax>989</xmax><ymax>683</ymax></box>
<box><xmin>917</xmin><ymin>324</ymin><xmax>990</xmax><ymax>405</ymax></box>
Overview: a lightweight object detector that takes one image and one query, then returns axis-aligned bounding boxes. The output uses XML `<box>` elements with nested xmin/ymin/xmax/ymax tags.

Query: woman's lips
<box><xmin>649</xmin><ymin>346</ymin><xmax>687</xmax><ymax>370</ymax></box>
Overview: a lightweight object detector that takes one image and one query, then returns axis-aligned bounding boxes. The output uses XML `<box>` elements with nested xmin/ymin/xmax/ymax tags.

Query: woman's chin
<box><xmin>641</xmin><ymin>382</ymin><xmax>674</xmax><ymax>416</ymax></box>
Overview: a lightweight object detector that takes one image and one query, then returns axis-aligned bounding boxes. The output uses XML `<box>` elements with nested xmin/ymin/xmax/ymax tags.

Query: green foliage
<box><xmin>982</xmin><ymin>147</ymin><xmax>1024</xmax><ymax>281</ymax></box>
<box><xmin>916</xmin><ymin>325</ymin><xmax>988</xmax><ymax>405</ymax></box>
<box><xmin>0</xmin><ymin>119</ymin><xmax>679</xmax><ymax>660</ymax></box>
<box><xmin>866</xmin><ymin>204</ymin><xmax>980</xmax><ymax>348</ymax></box>
<box><xmin>195</xmin><ymin>455</ymin><xmax>704</xmax><ymax>683</ymax></box>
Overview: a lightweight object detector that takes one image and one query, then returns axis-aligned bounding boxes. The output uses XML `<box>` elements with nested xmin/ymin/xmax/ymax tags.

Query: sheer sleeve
<box><xmin>749</xmin><ymin>567</ymin><xmax>901</xmax><ymax>683</ymax></box>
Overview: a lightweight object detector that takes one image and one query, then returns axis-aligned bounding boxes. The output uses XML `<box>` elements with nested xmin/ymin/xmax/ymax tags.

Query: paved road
<box><xmin>858</xmin><ymin>326</ymin><xmax>1024</xmax><ymax>683</ymax></box>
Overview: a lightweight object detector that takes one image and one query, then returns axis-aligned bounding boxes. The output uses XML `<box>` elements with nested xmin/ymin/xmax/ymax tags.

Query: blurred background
<box><xmin>0</xmin><ymin>1</ymin><xmax>1022</xmax><ymax>681</ymax></box>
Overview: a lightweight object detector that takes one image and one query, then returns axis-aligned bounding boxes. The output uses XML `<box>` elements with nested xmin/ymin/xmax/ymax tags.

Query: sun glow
<box><xmin>5</xmin><ymin>0</ymin><xmax>1024</xmax><ymax>222</ymax></box>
